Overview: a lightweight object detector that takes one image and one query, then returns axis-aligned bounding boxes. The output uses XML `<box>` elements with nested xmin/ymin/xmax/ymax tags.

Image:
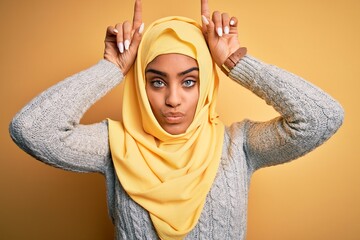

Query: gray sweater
<box><xmin>9</xmin><ymin>55</ymin><xmax>344</xmax><ymax>239</ymax></box>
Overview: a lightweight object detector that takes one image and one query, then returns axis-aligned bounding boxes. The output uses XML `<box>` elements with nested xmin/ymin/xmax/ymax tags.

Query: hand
<box><xmin>104</xmin><ymin>0</ymin><xmax>144</xmax><ymax>75</ymax></box>
<box><xmin>200</xmin><ymin>0</ymin><xmax>241</xmax><ymax>67</ymax></box>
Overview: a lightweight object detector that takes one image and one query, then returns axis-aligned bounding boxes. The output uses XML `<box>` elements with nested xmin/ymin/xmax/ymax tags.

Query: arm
<box><xmin>9</xmin><ymin>60</ymin><xmax>123</xmax><ymax>173</ymax></box>
<box><xmin>229</xmin><ymin>55</ymin><xmax>344</xmax><ymax>171</ymax></box>
<box><xmin>10</xmin><ymin>0</ymin><xmax>144</xmax><ymax>174</ymax></box>
<box><xmin>200</xmin><ymin>0</ymin><xmax>344</xmax><ymax>171</ymax></box>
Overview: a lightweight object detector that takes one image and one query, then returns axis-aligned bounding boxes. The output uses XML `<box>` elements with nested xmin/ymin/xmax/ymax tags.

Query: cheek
<box><xmin>147</xmin><ymin>95</ymin><xmax>158</xmax><ymax>110</ymax></box>
<box><xmin>189</xmin><ymin>91</ymin><xmax>199</xmax><ymax>114</ymax></box>
<box><xmin>145</xmin><ymin>86</ymin><xmax>155</xmax><ymax>106</ymax></box>
<box><xmin>146</xmin><ymin>89</ymin><xmax>162</xmax><ymax>115</ymax></box>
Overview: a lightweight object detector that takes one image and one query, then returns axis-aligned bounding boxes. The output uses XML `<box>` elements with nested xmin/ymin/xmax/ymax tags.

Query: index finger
<box><xmin>201</xmin><ymin>0</ymin><xmax>210</xmax><ymax>18</ymax></box>
<box><xmin>132</xmin><ymin>0</ymin><xmax>142</xmax><ymax>29</ymax></box>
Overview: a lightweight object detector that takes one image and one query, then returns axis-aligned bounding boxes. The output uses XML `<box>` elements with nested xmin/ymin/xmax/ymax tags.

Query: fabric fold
<box><xmin>108</xmin><ymin>16</ymin><xmax>224</xmax><ymax>240</ymax></box>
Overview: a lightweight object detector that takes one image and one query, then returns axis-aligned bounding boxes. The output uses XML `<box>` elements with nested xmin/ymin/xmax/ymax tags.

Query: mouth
<box><xmin>163</xmin><ymin>112</ymin><xmax>185</xmax><ymax>124</ymax></box>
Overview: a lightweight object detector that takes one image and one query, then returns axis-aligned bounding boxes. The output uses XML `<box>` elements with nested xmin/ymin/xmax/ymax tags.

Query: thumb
<box><xmin>130</xmin><ymin>22</ymin><xmax>144</xmax><ymax>52</ymax></box>
<box><xmin>201</xmin><ymin>15</ymin><xmax>216</xmax><ymax>42</ymax></box>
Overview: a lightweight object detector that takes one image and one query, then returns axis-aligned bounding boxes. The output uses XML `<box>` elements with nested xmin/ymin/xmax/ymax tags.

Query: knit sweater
<box><xmin>9</xmin><ymin>55</ymin><xmax>344</xmax><ymax>239</ymax></box>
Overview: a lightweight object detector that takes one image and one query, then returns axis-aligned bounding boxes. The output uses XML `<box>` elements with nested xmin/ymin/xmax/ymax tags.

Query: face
<box><xmin>145</xmin><ymin>53</ymin><xmax>199</xmax><ymax>135</ymax></box>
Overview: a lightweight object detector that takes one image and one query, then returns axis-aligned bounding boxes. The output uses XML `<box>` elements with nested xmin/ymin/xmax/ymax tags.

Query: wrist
<box><xmin>220</xmin><ymin>47</ymin><xmax>247</xmax><ymax>75</ymax></box>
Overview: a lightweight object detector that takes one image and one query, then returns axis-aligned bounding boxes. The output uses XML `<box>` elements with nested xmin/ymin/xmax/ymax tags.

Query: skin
<box><xmin>103</xmin><ymin>0</ymin><xmax>242</xmax><ymax>134</ymax></box>
<box><xmin>145</xmin><ymin>54</ymin><xmax>199</xmax><ymax>135</ymax></box>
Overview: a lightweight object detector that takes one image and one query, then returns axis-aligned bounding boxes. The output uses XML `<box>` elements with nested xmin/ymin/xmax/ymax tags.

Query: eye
<box><xmin>151</xmin><ymin>80</ymin><xmax>165</xmax><ymax>88</ymax></box>
<box><xmin>183</xmin><ymin>79</ymin><xmax>196</xmax><ymax>88</ymax></box>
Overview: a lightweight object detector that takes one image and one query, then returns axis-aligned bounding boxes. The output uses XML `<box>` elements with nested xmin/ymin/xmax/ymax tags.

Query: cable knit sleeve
<box><xmin>9</xmin><ymin>60</ymin><xmax>123</xmax><ymax>174</ymax></box>
<box><xmin>228</xmin><ymin>55</ymin><xmax>344</xmax><ymax>172</ymax></box>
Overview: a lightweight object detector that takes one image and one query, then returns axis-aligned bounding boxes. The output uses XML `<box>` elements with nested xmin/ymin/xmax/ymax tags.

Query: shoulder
<box><xmin>223</xmin><ymin>120</ymin><xmax>250</xmax><ymax>146</ymax></box>
<box><xmin>222</xmin><ymin>120</ymin><xmax>251</xmax><ymax>160</ymax></box>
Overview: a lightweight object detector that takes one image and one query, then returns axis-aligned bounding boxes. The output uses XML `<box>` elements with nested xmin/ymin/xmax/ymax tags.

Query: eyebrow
<box><xmin>145</xmin><ymin>67</ymin><xmax>199</xmax><ymax>77</ymax></box>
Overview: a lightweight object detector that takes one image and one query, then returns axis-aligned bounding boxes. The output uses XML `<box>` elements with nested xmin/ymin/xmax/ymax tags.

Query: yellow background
<box><xmin>1</xmin><ymin>0</ymin><xmax>359</xmax><ymax>239</ymax></box>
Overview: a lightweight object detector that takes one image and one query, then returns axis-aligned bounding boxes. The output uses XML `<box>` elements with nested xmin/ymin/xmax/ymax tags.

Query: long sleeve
<box><xmin>9</xmin><ymin>60</ymin><xmax>123</xmax><ymax>174</ymax></box>
<box><xmin>228</xmin><ymin>55</ymin><xmax>344</xmax><ymax>172</ymax></box>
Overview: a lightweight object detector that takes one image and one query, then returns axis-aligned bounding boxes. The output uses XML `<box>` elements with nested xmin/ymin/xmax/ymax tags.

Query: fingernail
<box><xmin>217</xmin><ymin>27</ymin><xmax>223</xmax><ymax>37</ymax></box>
<box><xmin>138</xmin><ymin>22</ymin><xmax>145</xmax><ymax>34</ymax></box>
<box><xmin>224</xmin><ymin>26</ymin><xmax>230</xmax><ymax>34</ymax></box>
<box><xmin>230</xmin><ymin>20</ymin><xmax>235</xmax><ymax>26</ymax></box>
<box><xmin>113</xmin><ymin>28</ymin><xmax>118</xmax><ymax>34</ymax></box>
<box><xmin>202</xmin><ymin>15</ymin><xmax>209</xmax><ymax>25</ymax></box>
<box><xmin>118</xmin><ymin>42</ymin><xmax>124</xmax><ymax>53</ymax></box>
<box><xmin>124</xmin><ymin>39</ymin><xmax>130</xmax><ymax>50</ymax></box>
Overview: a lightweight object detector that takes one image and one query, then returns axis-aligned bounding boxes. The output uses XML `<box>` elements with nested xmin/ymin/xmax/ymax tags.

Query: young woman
<box><xmin>9</xmin><ymin>0</ymin><xmax>344</xmax><ymax>239</ymax></box>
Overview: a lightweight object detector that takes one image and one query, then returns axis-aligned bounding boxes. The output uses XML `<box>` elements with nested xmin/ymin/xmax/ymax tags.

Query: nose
<box><xmin>165</xmin><ymin>86</ymin><xmax>181</xmax><ymax>108</ymax></box>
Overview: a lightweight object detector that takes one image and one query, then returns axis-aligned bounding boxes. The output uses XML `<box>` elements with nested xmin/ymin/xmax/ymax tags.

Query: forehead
<box><xmin>146</xmin><ymin>53</ymin><xmax>198</xmax><ymax>70</ymax></box>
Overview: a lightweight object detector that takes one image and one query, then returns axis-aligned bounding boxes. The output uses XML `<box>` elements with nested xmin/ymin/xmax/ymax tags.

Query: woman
<box><xmin>9</xmin><ymin>0</ymin><xmax>344</xmax><ymax>239</ymax></box>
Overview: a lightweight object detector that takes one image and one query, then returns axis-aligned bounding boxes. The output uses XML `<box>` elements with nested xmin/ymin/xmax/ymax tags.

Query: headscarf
<box><xmin>108</xmin><ymin>16</ymin><xmax>224</xmax><ymax>240</ymax></box>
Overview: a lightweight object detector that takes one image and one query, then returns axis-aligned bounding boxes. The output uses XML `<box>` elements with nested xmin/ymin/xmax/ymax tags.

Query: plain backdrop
<box><xmin>1</xmin><ymin>0</ymin><xmax>359</xmax><ymax>239</ymax></box>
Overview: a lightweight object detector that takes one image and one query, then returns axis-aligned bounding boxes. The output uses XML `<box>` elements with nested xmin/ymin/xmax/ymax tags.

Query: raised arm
<box><xmin>9</xmin><ymin>0</ymin><xmax>144</xmax><ymax>174</ymax></box>
<box><xmin>200</xmin><ymin>0</ymin><xmax>344</xmax><ymax>171</ymax></box>
<box><xmin>9</xmin><ymin>61</ymin><xmax>122</xmax><ymax>174</ymax></box>
<box><xmin>229</xmin><ymin>56</ymin><xmax>344</xmax><ymax>171</ymax></box>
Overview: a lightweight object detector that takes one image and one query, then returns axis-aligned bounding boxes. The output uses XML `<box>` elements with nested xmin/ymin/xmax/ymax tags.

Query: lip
<box><xmin>163</xmin><ymin>112</ymin><xmax>185</xmax><ymax>123</ymax></box>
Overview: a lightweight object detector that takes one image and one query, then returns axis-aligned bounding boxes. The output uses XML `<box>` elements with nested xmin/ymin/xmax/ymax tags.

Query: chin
<box><xmin>163</xmin><ymin>125</ymin><xmax>187</xmax><ymax>135</ymax></box>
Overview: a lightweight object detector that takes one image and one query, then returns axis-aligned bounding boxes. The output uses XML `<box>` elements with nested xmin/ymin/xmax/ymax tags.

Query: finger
<box><xmin>201</xmin><ymin>15</ymin><xmax>210</xmax><ymax>36</ymax></box>
<box><xmin>230</xmin><ymin>16</ymin><xmax>238</xmax><ymax>27</ymax></box>
<box><xmin>222</xmin><ymin>13</ymin><xmax>230</xmax><ymax>35</ymax></box>
<box><xmin>132</xmin><ymin>0</ymin><xmax>142</xmax><ymax>30</ymax></box>
<box><xmin>212</xmin><ymin>11</ymin><xmax>223</xmax><ymax>37</ymax></box>
<box><xmin>115</xmin><ymin>23</ymin><xmax>124</xmax><ymax>53</ymax></box>
<box><xmin>201</xmin><ymin>0</ymin><xmax>210</xmax><ymax>35</ymax></box>
<box><xmin>123</xmin><ymin>21</ymin><xmax>132</xmax><ymax>51</ymax></box>
<box><xmin>202</xmin><ymin>16</ymin><xmax>216</xmax><ymax>41</ymax></box>
<box><xmin>105</xmin><ymin>26</ymin><xmax>118</xmax><ymax>40</ymax></box>
<box><xmin>130</xmin><ymin>22</ymin><xmax>144</xmax><ymax>51</ymax></box>
<box><xmin>107</xmin><ymin>26</ymin><xmax>118</xmax><ymax>35</ymax></box>
<box><xmin>229</xmin><ymin>16</ymin><xmax>238</xmax><ymax>33</ymax></box>
<box><xmin>201</xmin><ymin>0</ymin><xmax>210</xmax><ymax>18</ymax></box>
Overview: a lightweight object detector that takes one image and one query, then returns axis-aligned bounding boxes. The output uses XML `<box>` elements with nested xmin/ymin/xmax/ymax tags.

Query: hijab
<box><xmin>108</xmin><ymin>16</ymin><xmax>224</xmax><ymax>240</ymax></box>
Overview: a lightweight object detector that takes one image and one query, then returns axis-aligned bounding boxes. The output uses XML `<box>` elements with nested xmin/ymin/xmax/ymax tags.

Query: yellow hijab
<box><xmin>108</xmin><ymin>16</ymin><xmax>224</xmax><ymax>240</ymax></box>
